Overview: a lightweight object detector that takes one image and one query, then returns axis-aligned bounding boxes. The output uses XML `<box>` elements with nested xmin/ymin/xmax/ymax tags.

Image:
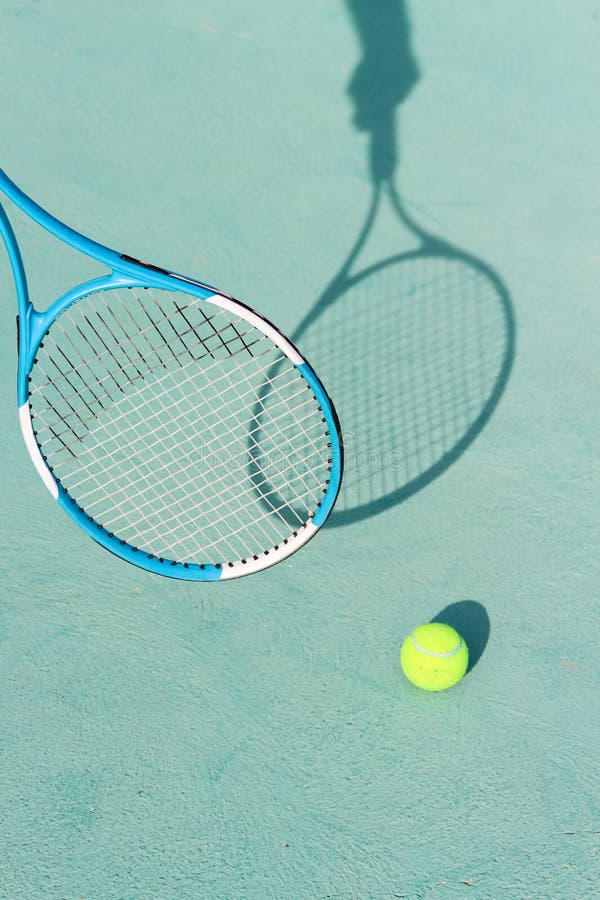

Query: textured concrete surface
<box><xmin>0</xmin><ymin>1</ymin><xmax>598</xmax><ymax>897</ymax></box>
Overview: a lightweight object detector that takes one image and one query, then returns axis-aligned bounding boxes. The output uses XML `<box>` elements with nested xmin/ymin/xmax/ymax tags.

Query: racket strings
<box><xmin>28</xmin><ymin>287</ymin><xmax>333</xmax><ymax>565</ymax></box>
<box><xmin>64</xmin><ymin>366</ymin><xmax>312</xmax><ymax>492</ymax></box>
<box><xmin>67</xmin><ymin>361</ymin><xmax>327</xmax><ymax>558</ymax></box>
<box><xmin>30</xmin><ymin>288</ymin><xmax>262</xmax><ymax>438</ymax></box>
<box><xmin>33</xmin><ymin>325</ymin><xmax>273</xmax><ymax>451</ymax></box>
<box><xmin>101</xmin><ymin>376</ymin><xmax>326</xmax><ymax>562</ymax></box>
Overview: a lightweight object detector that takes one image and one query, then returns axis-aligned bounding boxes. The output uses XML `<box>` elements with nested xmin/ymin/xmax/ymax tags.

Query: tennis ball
<box><xmin>400</xmin><ymin>623</ymin><xmax>468</xmax><ymax>691</ymax></box>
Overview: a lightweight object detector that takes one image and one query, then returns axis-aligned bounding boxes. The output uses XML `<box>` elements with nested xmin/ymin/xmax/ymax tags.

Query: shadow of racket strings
<box><xmin>249</xmin><ymin>185</ymin><xmax>514</xmax><ymax>529</ymax></box>
<box><xmin>299</xmin><ymin>184</ymin><xmax>515</xmax><ymax>527</ymax></box>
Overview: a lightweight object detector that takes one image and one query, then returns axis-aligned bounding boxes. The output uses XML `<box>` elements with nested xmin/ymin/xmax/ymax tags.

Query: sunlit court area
<box><xmin>0</xmin><ymin>2</ymin><xmax>598</xmax><ymax>897</ymax></box>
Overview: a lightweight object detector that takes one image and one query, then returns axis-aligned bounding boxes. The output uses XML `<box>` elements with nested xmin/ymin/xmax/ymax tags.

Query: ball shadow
<box><xmin>431</xmin><ymin>601</ymin><xmax>490</xmax><ymax>672</ymax></box>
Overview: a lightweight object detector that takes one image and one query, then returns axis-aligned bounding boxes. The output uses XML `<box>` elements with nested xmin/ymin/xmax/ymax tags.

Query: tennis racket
<box><xmin>290</xmin><ymin>179</ymin><xmax>514</xmax><ymax>527</ymax></box>
<box><xmin>0</xmin><ymin>171</ymin><xmax>343</xmax><ymax>580</ymax></box>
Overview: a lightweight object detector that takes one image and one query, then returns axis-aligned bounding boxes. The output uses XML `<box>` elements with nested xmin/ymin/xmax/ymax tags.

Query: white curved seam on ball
<box><xmin>411</xmin><ymin>634</ymin><xmax>463</xmax><ymax>658</ymax></box>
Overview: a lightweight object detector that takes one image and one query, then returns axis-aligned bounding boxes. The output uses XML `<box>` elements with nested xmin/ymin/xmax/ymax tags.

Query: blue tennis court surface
<box><xmin>1</xmin><ymin>1</ymin><xmax>598</xmax><ymax>896</ymax></box>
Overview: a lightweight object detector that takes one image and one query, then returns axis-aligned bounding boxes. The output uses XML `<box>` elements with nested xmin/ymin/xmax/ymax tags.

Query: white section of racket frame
<box><xmin>19</xmin><ymin>403</ymin><xmax>59</xmax><ymax>499</ymax></box>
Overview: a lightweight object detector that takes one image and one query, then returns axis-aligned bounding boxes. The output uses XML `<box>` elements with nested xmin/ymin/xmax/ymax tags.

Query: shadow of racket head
<box><xmin>248</xmin><ymin>225</ymin><xmax>514</xmax><ymax>529</ymax></box>
<box><xmin>308</xmin><ymin>241</ymin><xmax>514</xmax><ymax>526</ymax></box>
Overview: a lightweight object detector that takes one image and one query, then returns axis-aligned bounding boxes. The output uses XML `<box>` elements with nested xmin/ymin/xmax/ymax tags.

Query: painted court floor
<box><xmin>0</xmin><ymin>1</ymin><xmax>598</xmax><ymax>897</ymax></box>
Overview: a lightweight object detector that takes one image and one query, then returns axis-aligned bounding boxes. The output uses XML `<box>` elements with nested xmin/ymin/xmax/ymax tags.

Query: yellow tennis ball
<box><xmin>400</xmin><ymin>623</ymin><xmax>469</xmax><ymax>691</ymax></box>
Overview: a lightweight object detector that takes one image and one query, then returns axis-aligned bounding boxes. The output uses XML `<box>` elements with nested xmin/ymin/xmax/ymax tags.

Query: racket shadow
<box><xmin>247</xmin><ymin>0</ymin><xmax>515</xmax><ymax>530</ymax></box>
<box><xmin>294</xmin><ymin>187</ymin><xmax>515</xmax><ymax>528</ymax></box>
<box><xmin>248</xmin><ymin>190</ymin><xmax>514</xmax><ymax>530</ymax></box>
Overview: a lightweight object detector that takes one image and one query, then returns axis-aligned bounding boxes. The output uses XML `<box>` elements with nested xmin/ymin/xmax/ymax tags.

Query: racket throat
<box><xmin>17</xmin><ymin>303</ymin><xmax>52</xmax><ymax>405</ymax></box>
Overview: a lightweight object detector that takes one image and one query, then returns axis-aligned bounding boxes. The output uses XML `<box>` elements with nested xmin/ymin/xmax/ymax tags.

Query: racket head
<box><xmin>1</xmin><ymin>213</ymin><xmax>342</xmax><ymax>580</ymax></box>
<box><xmin>289</xmin><ymin>243</ymin><xmax>514</xmax><ymax>526</ymax></box>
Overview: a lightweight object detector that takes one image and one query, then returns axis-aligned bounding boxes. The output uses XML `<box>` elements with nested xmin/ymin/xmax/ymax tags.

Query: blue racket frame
<box><xmin>0</xmin><ymin>170</ymin><xmax>343</xmax><ymax>581</ymax></box>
